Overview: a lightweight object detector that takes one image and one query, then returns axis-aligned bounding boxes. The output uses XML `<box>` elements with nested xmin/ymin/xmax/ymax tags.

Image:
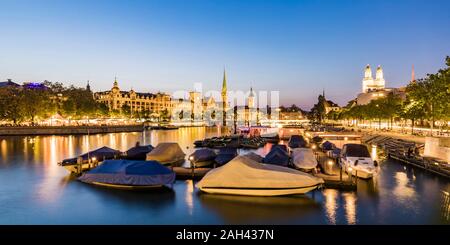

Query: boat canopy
<box><xmin>292</xmin><ymin>148</ymin><xmax>318</xmax><ymax>170</ymax></box>
<box><xmin>146</xmin><ymin>143</ymin><xmax>186</xmax><ymax>164</ymax></box>
<box><xmin>197</xmin><ymin>155</ymin><xmax>323</xmax><ymax>190</ymax></box>
<box><xmin>263</xmin><ymin>147</ymin><xmax>290</xmax><ymax>167</ymax></box>
<box><xmin>189</xmin><ymin>148</ymin><xmax>217</xmax><ymax>163</ymax></box>
<box><xmin>61</xmin><ymin>146</ymin><xmax>121</xmax><ymax>166</ymax></box>
<box><xmin>343</xmin><ymin>144</ymin><xmax>371</xmax><ymax>158</ymax></box>
<box><xmin>78</xmin><ymin>160</ymin><xmax>175</xmax><ymax>186</ymax></box>
<box><xmin>125</xmin><ymin>144</ymin><xmax>154</xmax><ymax>160</ymax></box>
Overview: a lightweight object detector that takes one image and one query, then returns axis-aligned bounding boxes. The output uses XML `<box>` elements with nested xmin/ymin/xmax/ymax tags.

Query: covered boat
<box><xmin>288</xmin><ymin>135</ymin><xmax>307</xmax><ymax>148</ymax></box>
<box><xmin>124</xmin><ymin>143</ymin><xmax>154</xmax><ymax>160</ymax></box>
<box><xmin>271</xmin><ymin>144</ymin><xmax>288</xmax><ymax>152</ymax></box>
<box><xmin>189</xmin><ymin>148</ymin><xmax>217</xmax><ymax>168</ymax></box>
<box><xmin>59</xmin><ymin>146</ymin><xmax>121</xmax><ymax>173</ymax></box>
<box><xmin>321</xmin><ymin>141</ymin><xmax>335</xmax><ymax>151</ymax></box>
<box><xmin>197</xmin><ymin>155</ymin><xmax>324</xmax><ymax>196</ymax></box>
<box><xmin>78</xmin><ymin>159</ymin><xmax>175</xmax><ymax>189</ymax></box>
<box><xmin>262</xmin><ymin>146</ymin><xmax>290</xmax><ymax>167</ymax></box>
<box><xmin>340</xmin><ymin>144</ymin><xmax>377</xmax><ymax>179</ymax></box>
<box><xmin>214</xmin><ymin>147</ymin><xmax>238</xmax><ymax>166</ymax></box>
<box><xmin>291</xmin><ymin>148</ymin><xmax>318</xmax><ymax>171</ymax></box>
<box><xmin>146</xmin><ymin>143</ymin><xmax>186</xmax><ymax>166</ymax></box>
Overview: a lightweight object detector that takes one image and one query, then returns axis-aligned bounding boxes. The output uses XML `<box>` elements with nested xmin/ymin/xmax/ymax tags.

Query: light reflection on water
<box><xmin>0</xmin><ymin>127</ymin><xmax>448</xmax><ymax>224</ymax></box>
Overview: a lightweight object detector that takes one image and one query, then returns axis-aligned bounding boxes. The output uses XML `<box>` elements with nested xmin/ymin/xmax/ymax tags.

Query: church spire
<box><xmin>221</xmin><ymin>69</ymin><xmax>227</xmax><ymax>95</ymax></box>
<box><xmin>411</xmin><ymin>64</ymin><xmax>415</xmax><ymax>83</ymax></box>
<box><xmin>113</xmin><ymin>76</ymin><xmax>118</xmax><ymax>87</ymax></box>
<box><xmin>86</xmin><ymin>80</ymin><xmax>91</xmax><ymax>92</ymax></box>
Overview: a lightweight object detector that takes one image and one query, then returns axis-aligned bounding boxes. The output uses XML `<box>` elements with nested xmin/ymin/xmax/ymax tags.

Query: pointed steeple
<box><xmin>221</xmin><ymin>69</ymin><xmax>227</xmax><ymax>95</ymax></box>
<box><xmin>322</xmin><ymin>88</ymin><xmax>325</xmax><ymax>98</ymax></box>
<box><xmin>113</xmin><ymin>76</ymin><xmax>118</xmax><ymax>87</ymax></box>
<box><xmin>249</xmin><ymin>86</ymin><xmax>255</xmax><ymax>97</ymax></box>
<box><xmin>411</xmin><ymin>64</ymin><xmax>415</xmax><ymax>83</ymax></box>
<box><xmin>86</xmin><ymin>80</ymin><xmax>91</xmax><ymax>92</ymax></box>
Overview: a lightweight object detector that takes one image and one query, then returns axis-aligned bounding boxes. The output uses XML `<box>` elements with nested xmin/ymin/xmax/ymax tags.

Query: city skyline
<box><xmin>1</xmin><ymin>0</ymin><xmax>450</xmax><ymax>109</ymax></box>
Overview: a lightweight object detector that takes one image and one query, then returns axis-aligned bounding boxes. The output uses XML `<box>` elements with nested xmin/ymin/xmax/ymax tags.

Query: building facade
<box><xmin>94</xmin><ymin>78</ymin><xmax>172</xmax><ymax>115</ymax></box>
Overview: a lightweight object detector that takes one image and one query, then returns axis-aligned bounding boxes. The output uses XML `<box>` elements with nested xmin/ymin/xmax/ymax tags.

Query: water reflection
<box><xmin>343</xmin><ymin>192</ymin><xmax>357</xmax><ymax>224</ymax></box>
<box><xmin>198</xmin><ymin>193</ymin><xmax>321</xmax><ymax>224</ymax></box>
<box><xmin>0</xmin><ymin>128</ymin><xmax>449</xmax><ymax>224</ymax></box>
<box><xmin>323</xmin><ymin>189</ymin><xmax>338</xmax><ymax>224</ymax></box>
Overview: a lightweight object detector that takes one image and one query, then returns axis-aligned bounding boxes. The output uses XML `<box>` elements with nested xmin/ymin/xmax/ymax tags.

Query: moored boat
<box><xmin>288</xmin><ymin>135</ymin><xmax>307</xmax><ymax>149</ymax></box>
<box><xmin>339</xmin><ymin>144</ymin><xmax>378</xmax><ymax>179</ymax></box>
<box><xmin>124</xmin><ymin>142</ymin><xmax>154</xmax><ymax>160</ymax></box>
<box><xmin>146</xmin><ymin>142</ymin><xmax>186</xmax><ymax>167</ymax></box>
<box><xmin>197</xmin><ymin>155</ymin><xmax>324</xmax><ymax>196</ymax></box>
<box><xmin>291</xmin><ymin>148</ymin><xmax>318</xmax><ymax>171</ymax></box>
<box><xmin>214</xmin><ymin>147</ymin><xmax>238</xmax><ymax>166</ymax></box>
<box><xmin>59</xmin><ymin>146</ymin><xmax>121</xmax><ymax>173</ymax></box>
<box><xmin>262</xmin><ymin>145</ymin><xmax>290</xmax><ymax>167</ymax></box>
<box><xmin>78</xmin><ymin>159</ymin><xmax>175</xmax><ymax>189</ymax></box>
<box><xmin>189</xmin><ymin>148</ymin><xmax>217</xmax><ymax>168</ymax></box>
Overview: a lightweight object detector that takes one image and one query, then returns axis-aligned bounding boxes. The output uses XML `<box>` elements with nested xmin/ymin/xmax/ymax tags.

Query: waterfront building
<box><xmin>171</xmin><ymin>92</ymin><xmax>219</xmax><ymax>125</ymax></box>
<box><xmin>357</xmin><ymin>65</ymin><xmax>406</xmax><ymax>105</ymax></box>
<box><xmin>94</xmin><ymin>78</ymin><xmax>172</xmax><ymax>115</ymax></box>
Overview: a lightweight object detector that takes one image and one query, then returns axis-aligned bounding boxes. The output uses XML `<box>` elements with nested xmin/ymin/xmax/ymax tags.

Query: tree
<box><xmin>0</xmin><ymin>86</ymin><xmax>25</xmax><ymax>124</ymax></box>
<box><xmin>61</xmin><ymin>86</ymin><xmax>97</xmax><ymax>119</ymax></box>
<box><xmin>21</xmin><ymin>87</ymin><xmax>52</xmax><ymax>125</ymax></box>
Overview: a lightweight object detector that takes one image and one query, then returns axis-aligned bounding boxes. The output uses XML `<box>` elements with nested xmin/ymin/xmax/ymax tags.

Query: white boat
<box><xmin>291</xmin><ymin>148</ymin><xmax>318</xmax><ymax>171</ymax></box>
<box><xmin>339</xmin><ymin>144</ymin><xmax>378</xmax><ymax>179</ymax></box>
<box><xmin>197</xmin><ymin>155</ymin><xmax>324</xmax><ymax>196</ymax></box>
<box><xmin>246</xmin><ymin>126</ymin><xmax>279</xmax><ymax>138</ymax></box>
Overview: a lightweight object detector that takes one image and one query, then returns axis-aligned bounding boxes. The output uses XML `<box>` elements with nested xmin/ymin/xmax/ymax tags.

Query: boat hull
<box><xmin>91</xmin><ymin>182</ymin><xmax>163</xmax><ymax>189</ymax></box>
<box><xmin>199</xmin><ymin>185</ymin><xmax>319</xmax><ymax>196</ymax></box>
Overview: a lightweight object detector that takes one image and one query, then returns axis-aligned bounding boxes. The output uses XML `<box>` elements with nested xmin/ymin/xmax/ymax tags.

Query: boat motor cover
<box><xmin>197</xmin><ymin>156</ymin><xmax>324</xmax><ymax>189</ymax></box>
<box><xmin>146</xmin><ymin>143</ymin><xmax>186</xmax><ymax>163</ymax></box>
<box><xmin>78</xmin><ymin>160</ymin><xmax>175</xmax><ymax>186</ymax></box>
<box><xmin>288</xmin><ymin>135</ymin><xmax>307</xmax><ymax>148</ymax></box>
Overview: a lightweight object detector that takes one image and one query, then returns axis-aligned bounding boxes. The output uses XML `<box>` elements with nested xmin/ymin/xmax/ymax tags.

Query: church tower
<box><xmin>221</xmin><ymin>69</ymin><xmax>228</xmax><ymax>126</ymax></box>
<box><xmin>374</xmin><ymin>65</ymin><xmax>386</xmax><ymax>89</ymax></box>
<box><xmin>86</xmin><ymin>80</ymin><xmax>91</xmax><ymax>92</ymax></box>
<box><xmin>362</xmin><ymin>64</ymin><xmax>374</xmax><ymax>93</ymax></box>
<box><xmin>248</xmin><ymin>87</ymin><xmax>255</xmax><ymax>108</ymax></box>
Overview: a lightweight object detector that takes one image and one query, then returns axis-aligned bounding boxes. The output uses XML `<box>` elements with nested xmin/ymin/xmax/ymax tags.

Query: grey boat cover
<box><xmin>146</xmin><ymin>143</ymin><xmax>186</xmax><ymax>164</ymax></box>
<box><xmin>291</xmin><ymin>148</ymin><xmax>318</xmax><ymax>169</ymax></box>
<box><xmin>189</xmin><ymin>148</ymin><xmax>217</xmax><ymax>163</ymax></box>
<box><xmin>78</xmin><ymin>160</ymin><xmax>175</xmax><ymax>186</ymax></box>
<box><xmin>197</xmin><ymin>155</ymin><xmax>324</xmax><ymax>189</ymax></box>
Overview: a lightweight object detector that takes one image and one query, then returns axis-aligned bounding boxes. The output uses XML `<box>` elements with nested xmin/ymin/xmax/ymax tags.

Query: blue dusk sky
<box><xmin>0</xmin><ymin>0</ymin><xmax>449</xmax><ymax>109</ymax></box>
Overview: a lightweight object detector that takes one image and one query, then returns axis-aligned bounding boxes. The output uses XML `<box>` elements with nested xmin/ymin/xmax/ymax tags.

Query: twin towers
<box><xmin>362</xmin><ymin>64</ymin><xmax>386</xmax><ymax>93</ymax></box>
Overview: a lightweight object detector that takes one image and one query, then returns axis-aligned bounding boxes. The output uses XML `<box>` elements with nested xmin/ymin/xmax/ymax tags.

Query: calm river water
<box><xmin>0</xmin><ymin>127</ymin><xmax>449</xmax><ymax>224</ymax></box>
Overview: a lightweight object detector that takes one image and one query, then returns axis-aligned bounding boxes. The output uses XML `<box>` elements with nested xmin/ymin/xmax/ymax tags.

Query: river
<box><xmin>0</xmin><ymin>127</ymin><xmax>449</xmax><ymax>224</ymax></box>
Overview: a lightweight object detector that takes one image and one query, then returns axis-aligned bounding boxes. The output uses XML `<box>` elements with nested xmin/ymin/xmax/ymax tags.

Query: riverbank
<box><xmin>0</xmin><ymin>125</ymin><xmax>144</xmax><ymax>136</ymax></box>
